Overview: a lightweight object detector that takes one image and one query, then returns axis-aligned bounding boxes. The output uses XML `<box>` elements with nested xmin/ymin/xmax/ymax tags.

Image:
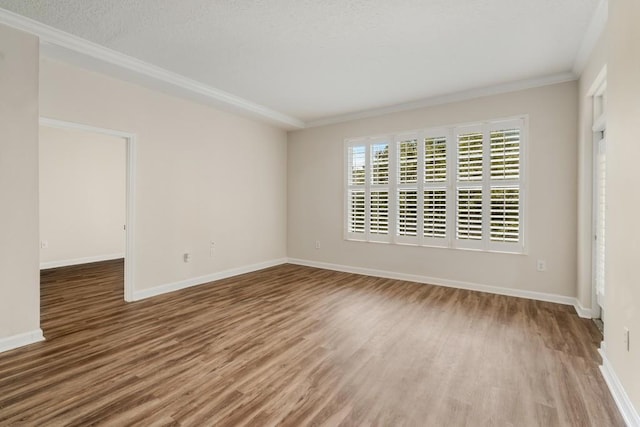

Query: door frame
<box><xmin>588</xmin><ymin>66</ymin><xmax>607</xmax><ymax>320</ymax></box>
<box><xmin>39</xmin><ymin>117</ymin><xmax>137</xmax><ymax>302</ymax></box>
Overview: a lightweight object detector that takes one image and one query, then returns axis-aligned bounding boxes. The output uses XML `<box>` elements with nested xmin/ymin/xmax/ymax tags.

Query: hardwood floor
<box><xmin>0</xmin><ymin>261</ymin><xmax>624</xmax><ymax>426</ymax></box>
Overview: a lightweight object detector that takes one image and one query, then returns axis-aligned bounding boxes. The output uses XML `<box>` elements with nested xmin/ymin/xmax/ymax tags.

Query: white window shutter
<box><xmin>370</xmin><ymin>191</ymin><xmax>389</xmax><ymax>235</ymax></box>
<box><xmin>424</xmin><ymin>189</ymin><xmax>446</xmax><ymax>238</ymax></box>
<box><xmin>456</xmin><ymin>187</ymin><xmax>483</xmax><ymax>240</ymax></box>
<box><xmin>345</xmin><ymin>117</ymin><xmax>525</xmax><ymax>253</ymax></box>
<box><xmin>490</xmin><ymin>187</ymin><xmax>519</xmax><ymax>242</ymax></box>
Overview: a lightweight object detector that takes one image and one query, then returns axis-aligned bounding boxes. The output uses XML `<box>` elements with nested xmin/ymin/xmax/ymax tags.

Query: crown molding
<box><xmin>572</xmin><ymin>0</ymin><xmax>608</xmax><ymax>76</ymax></box>
<box><xmin>0</xmin><ymin>8</ymin><xmax>305</xmax><ymax>130</ymax></box>
<box><xmin>0</xmin><ymin>7</ymin><xmax>592</xmax><ymax>131</ymax></box>
<box><xmin>304</xmin><ymin>72</ymin><xmax>577</xmax><ymax>129</ymax></box>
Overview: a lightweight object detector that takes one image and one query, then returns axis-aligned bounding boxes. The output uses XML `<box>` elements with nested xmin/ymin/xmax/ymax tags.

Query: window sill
<box><xmin>344</xmin><ymin>237</ymin><xmax>527</xmax><ymax>255</ymax></box>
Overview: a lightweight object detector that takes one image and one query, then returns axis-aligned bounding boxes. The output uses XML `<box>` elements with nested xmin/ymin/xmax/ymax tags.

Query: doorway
<box><xmin>39</xmin><ymin>118</ymin><xmax>136</xmax><ymax>302</ymax></box>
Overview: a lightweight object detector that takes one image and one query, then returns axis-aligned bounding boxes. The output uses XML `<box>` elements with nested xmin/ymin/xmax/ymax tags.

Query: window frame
<box><xmin>344</xmin><ymin>116</ymin><xmax>527</xmax><ymax>254</ymax></box>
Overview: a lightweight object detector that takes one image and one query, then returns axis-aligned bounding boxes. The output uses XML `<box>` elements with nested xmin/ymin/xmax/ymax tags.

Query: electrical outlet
<box><xmin>183</xmin><ymin>253</ymin><xmax>192</xmax><ymax>263</ymax></box>
<box><xmin>315</xmin><ymin>240</ymin><xmax>321</xmax><ymax>249</ymax></box>
<box><xmin>624</xmin><ymin>327</ymin><xmax>630</xmax><ymax>351</ymax></box>
<box><xmin>536</xmin><ymin>260</ymin><xmax>547</xmax><ymax>272</ymax></box>
<box><xmin>40</xmin><ymin>240</ymin><xmax>49</xmax><ymax>249</ymax></box>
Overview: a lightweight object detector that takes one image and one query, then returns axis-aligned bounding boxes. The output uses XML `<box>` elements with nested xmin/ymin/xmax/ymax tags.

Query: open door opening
<box><xmin>38</xmin><ymin>118</ymin><xmax>136</xmax><ymax>332</ymax></box>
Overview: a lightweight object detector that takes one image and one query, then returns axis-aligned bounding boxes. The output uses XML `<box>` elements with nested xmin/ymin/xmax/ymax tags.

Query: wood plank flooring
<box><xmin>0</xmin><ymin>260</ymin><xmax>624</xmax><ymax>426</ymax></box>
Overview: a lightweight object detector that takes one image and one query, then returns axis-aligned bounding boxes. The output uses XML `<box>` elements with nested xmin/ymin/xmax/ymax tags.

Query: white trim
<box><xmin>589</xmin><ymin>67</ymin><xmax>607</xmax><ymax>319</ymax></box>
<box><xmin>132</xmin><ymin>258</ymin><xmax>288</xmax><ymax>301</ymax></box>
<box><xmin>573</xmin><ymin>0</ymin><xmax>609</xmax><ymax>76</ymax></box>
<box><xmin>306</xmin><ymin>73</ymin><xmax>575</xmax><ymax>128</ymax></box>
<box><xmin>587</xmin><ymin>65</ymin><xmax>608</xmax><ymax>97</ymax></box>
<box><xmin>0</xmin><ymin>329</ymin><xmax>45</xmax><ymax>354</ymax></box>
<box><xmin>124</xmin><ymin>132</ymin><xmax>137</xmax><ymax>302</ymax></box>
<box><xmin>40</xmin><ymin>253</ymin><xmax>125</xmax><ymax>270</ymax></box>
<box><xmin>0</xmin><ymin>8</ymin><xmax>303</xmax><ymax>130</ymax></box>
<box><xmin>40</xmin><ymin>117</ymin><xmax>134</xmax><ymax>138</ymax></box>
<box><xmin>573</xmin><ymin>299</ymin><xmax>597</xmax><ymax>319</ymax></box>
<box><xmin>599</xmin><ymin>344</ymin><xmax>640</xmax><ymax>426</ymax></box>
<box><xmin>287</xmin><ymin>258</ymin><xmax>580</xmax><ymax>308</ymax></box>
<box><xmin>39</xmin><ymin>118</ymin><xmax>137</xmax><ymax>302</ymax></box>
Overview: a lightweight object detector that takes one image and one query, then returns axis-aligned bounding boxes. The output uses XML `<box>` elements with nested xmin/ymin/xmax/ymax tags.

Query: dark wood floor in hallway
<box><xmin>0</xmin><ymin>261</ymin><xmax>624</xmax><ymax>426</ymax></box>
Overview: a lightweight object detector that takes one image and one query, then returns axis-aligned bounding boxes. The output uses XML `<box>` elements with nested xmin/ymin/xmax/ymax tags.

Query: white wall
<box><xmin>288</xmin><ymin>82</ymin><xmax>578</xmax><ymax>298</ymax></box>
<box><xmin>0</xmin><ymin>24</ymin><xmax>41</xmax><ymax>346</ymax></box>
<box><xmin>603</xmin><ymin>0</ymin><xmax>640</xmax><ymax>417</ymax></box>
<box><xmin>39</xmin><ymin>126</ymin><xmax>126</xmax><ymax>268</ymax></box>
<box><xmin>40</xmin><ymin>57</ymin><xmax>288</xmax><ymax>295</ymax></box>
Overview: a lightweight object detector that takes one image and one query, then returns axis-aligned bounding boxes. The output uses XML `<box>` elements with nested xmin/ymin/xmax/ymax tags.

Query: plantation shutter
<box><xmin>398</xmin><ymin>190</ymin><xmax>418</xmax><ymax>236</ymax></box>
<box><xmin>345</xmin><ymin>117</ymin><xmax>525</xmax><ymax>253</ymax></box>
<box><xmin>370</xmin><ymin>142</ymin><xmax>390</xmax><ymax>241</ymax></box>
<box><xmin>457</xmin><ymin>132</ymin><xmax>483</xmax><ymax>181</ymax></box>
<box><xmin>370</xmin><ymin>191</ymin><xmax>389</xmax><ymax>235</ymax></box>
<box><xmin>424</xmin><ymin>189</ymin><xmax>446</xmax><ymax>238</ymax></box>
<box><xmin>488</xmin><ymin>123</ymin><xmax>522</xmax><ymax>250</ymax></box>
<box><xmin>490</xmin><ymin>128</ymin><xmax>520</xmax><ymax>179</ymax></box>
<box><xmin>424</xmin><ymin>135</ymin><xmax>448</xmax><ymax>241</ymax></box>
<box><xmin>348</xmin><ymin>190</ymin><xmax>365</xmax><ymax>233</ymax></box>
<box><xmin>347</xmin><ymin>144</ymin><xmax>366</xmax><ymax>237</ymax></box>
<box><xmin>490</xmin><ymin>187</ymin><xmax>519</xmax><ymax>242</ymax></box>
<box><xmin>455</xmin><ymin>128</ymin><xmax>484</xmax><ymax>247</ymax></box>
<box><xmin>456</xmin><ymin>188</ymin><xmax>483</xmax><ymax>240</ymax></box>
<box><xmin>397</xmin><ymin>137</ymin><xmax>419</xmax><ymax>241</ymax></box>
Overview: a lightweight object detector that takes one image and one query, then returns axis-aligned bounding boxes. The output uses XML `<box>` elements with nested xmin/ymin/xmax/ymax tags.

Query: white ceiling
<box><xmin>0</xmin><ymin>0</ymin><xmax>601</xmax><ymax>127</ymax></box>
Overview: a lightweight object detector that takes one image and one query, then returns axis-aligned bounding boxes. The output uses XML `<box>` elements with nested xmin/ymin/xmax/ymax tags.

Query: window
<box><xmin>345</xmin><ymin>117</ymin><xmax>525</xmax><ymax>253</ymax></box>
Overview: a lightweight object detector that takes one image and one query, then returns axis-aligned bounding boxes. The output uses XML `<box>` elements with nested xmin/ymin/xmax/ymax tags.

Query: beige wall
<box><xmin>288</xmin><ymin>82</ymin><xmax>578</xmax><ymax>297</ymax></box>
<box><xmin>576</xmin><ymin>30</ymin><xmax>607</xmax><ymax>312</ymax></box>
<box><xmin>605</xmin><ymin>0</ymin><xmax>640</xmax><ymax>413</ymax></box>
<box><xmin>0</xmin><ymin>25</ymin><xmax>40</xmax><ymax>339</ymax></box>
<box><xmin>40</xmin><ymin>57</ymin><xmax>288</xmax><ymax>293</ymax></box>
<box><xmin>39</xmin><ymin>126</ymin><xmax>126</xmax><ymax>267</ymax></box>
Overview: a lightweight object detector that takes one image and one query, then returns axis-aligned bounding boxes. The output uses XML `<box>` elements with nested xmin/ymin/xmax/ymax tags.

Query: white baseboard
<box><xmin>0</xmin><ymin>329</ymin><xmax>45</xmax><ymax>354</ymax></box>
<box><xmin>287</xmin><ymin>258</ymin><xmax>583</xmax><ymax>312</ymax></box>
<box><xmin>40</xmin><ymin>253</ymin><xmax>125</xmax><ymax>270</ymax></box>
<box><xmin>599</xmin><ymin>344</ymin><xmax>640</xmax><ymax>426</ymax></box>
<box><xmin>132</xmin><ymin>258</ymin><xmax>288</xmax><ymax>301</ymax></box>
<box><xmin>573</xmin><ymin>299</ymin><xmax>598</xmax><ymax>319</ymax></box>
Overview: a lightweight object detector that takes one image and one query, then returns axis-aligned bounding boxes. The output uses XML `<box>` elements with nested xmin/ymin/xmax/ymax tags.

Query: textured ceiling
<box><xmin>0</xmin><ymin>0</ymin><xmax>599</xmax><ymax>123</ymax></box>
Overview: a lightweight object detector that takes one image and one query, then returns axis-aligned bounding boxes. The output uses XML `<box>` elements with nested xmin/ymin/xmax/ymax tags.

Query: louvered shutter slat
<box><xmin>348</xmin><ymin>190</ymin><xmax>366</xmax><ymax>233</ymax></box>
<box><xmin>348</xmin><ymin>145</ymin><xmax>366</xmax><ymax>185</ymax></box>
<box><xmin>398</xmin><ymin>139</ymin><xmax>418</xmax><ymax>184</ymax></box>
<box><xmin>425</xmin><ymin>136</ymin><xmax>447</xmax><ymax>182</ymax></box>
<box><xmin>371</xmin><ymin>143</ymin><xmax>389</xmax><ymax>184</ymax></box>
<box><xmin>457</xmin><ymin>132</ymin><xmax>483</xmax><ymax>181</ymax></box>
<box><xmin>456</xmin><ymin>188</ymin><xmax>483</xmax><ymax>240</ymax></box>
<box><xmin>398</xmin><ymin>190</ymin><xmax>418</xmax><ymax>236</ymax></box>
<box><xmin>490</xmin><ymin>187</ymin><xmax>519</xmax><ymax>242</ymax></box>
<box><xmin>370</xmin><ymin>191</ymin><xmax>389</xmax><ymax>235</ymax></box>
<box><xmin>424</xmin><ymin>189</ymin><xmax>446</xmax><ymax>238</ymax></box>
<box><xmin>490</xmin><ymin>129</ymin><xmax>520</xmax><ymax>180</ymax></box>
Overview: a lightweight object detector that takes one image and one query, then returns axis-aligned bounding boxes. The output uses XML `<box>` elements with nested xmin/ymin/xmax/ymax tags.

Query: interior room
<box><xmin>0</xmin><ymin>0</ymin><xmax>638</xmax><ymax>425</ymax></box>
